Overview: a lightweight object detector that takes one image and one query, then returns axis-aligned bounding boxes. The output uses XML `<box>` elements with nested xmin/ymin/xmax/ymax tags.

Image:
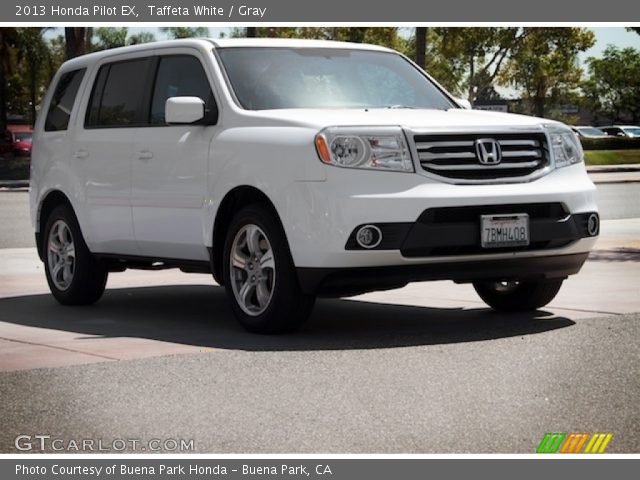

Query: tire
<box><xmin>472</xmin><ymin>279</ymin><xmax>563</xmax><ymax>312</ymax></box>
<box><xmin>43</xmin><ymin>204</ymin><xmax>108</xmax><ymax>305</ymax></box>
<box><xmin>222</xmin><ymin>204</ymin><xmax>315</xmax><ymax>333</ymax></box>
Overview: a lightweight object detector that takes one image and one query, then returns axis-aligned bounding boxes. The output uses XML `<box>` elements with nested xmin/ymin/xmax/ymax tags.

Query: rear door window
<box><xmin>86</xmin><ymin>58</ymin><xmax>151</xmax><ymax>128</ymax></box>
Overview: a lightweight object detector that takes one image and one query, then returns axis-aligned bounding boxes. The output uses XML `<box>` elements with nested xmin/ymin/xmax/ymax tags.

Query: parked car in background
<box><xmin>600</xmin><ymin>125</ymin><xmax>640</xmax><ymax>138</ymax></box>
<box><xmin>9</xmin><ymin>128</ymin><xmax>33</xmax><ymax>156</ymax></box>
<box><xmin>571</xmin><ymin>126</ymin><xmax>609</xmax><ymax>138</ymax></box>
<box><xmin>1</xmin><ymin>126</ymin><xmax>33</xmax><ymax>157</ymax></box>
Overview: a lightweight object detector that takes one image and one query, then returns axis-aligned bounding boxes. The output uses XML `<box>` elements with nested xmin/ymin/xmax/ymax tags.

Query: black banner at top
<box><xmin>3</xmin><ymin>0</ymin><xmax>640</xmax><ymax>22</ymax></box>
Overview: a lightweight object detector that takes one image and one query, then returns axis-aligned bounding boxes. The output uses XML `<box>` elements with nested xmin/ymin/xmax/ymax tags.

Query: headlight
<box><xmin>315</xmin><ymin>127</ymin><xmax>413</xmax><ymax>172</ymax></box>
<box><xmin>545</xmin><ymin>124</ymin><xmax>584</xmax><ymax>168</ymax></box>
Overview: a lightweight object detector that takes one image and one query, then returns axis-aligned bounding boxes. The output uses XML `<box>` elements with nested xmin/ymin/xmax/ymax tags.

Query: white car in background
<box><xmin>600</xmin><ymin>125</ymin><xmax>640</xmax><ymax>138</ymax></box>
<box><xmin>571</xmin><ymin>126</ymin><xmax>609</xmax><ymax>138</ymax></box>
<box><xmin>30</xmin><ymin>39</ymin><xmax>599</xmax><ymax>333</ymax></box>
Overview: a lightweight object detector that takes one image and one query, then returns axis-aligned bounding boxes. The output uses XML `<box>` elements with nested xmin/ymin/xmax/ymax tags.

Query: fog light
<box><xmin>587</xmin><ymin>213</ymin><xmax>599</xmax><ymax>236</ymax></box>
<box><xmin>356</xmin><ymin>225</ymin><xmax>382</xmax><ymax>249</ymax></box>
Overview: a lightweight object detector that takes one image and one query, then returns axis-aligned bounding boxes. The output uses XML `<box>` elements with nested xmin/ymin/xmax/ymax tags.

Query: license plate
<box><xmin>481</xmin><ymin>214</ymin><xmax>530</xmax><ymax>248</ymax></box>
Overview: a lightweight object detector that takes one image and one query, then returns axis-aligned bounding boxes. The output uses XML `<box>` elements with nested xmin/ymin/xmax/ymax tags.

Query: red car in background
<box><xmin>1</xmin><ymin>126</ymin><xmax>33</xmax><ymax>157</ymax></box>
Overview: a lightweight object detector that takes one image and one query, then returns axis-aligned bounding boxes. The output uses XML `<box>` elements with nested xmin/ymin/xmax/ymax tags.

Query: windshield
<box><xmin>14</xmin><ymin>132</ymin><xmax>32</xmax><ymax>142</ymax></box>
<box><xmin>577</xmin><ymin>127</ymin><xmax>607</xmax><ymax>137</ymax></box>
<box><xmin>623</xmin><ymin>127</ymin><xmax>640</xmax><ymax>136</ymax></box>
<box><xmin>217</xmin><ymin>47</ymin><xmax>456</xmax><ymax>111</ymax></box>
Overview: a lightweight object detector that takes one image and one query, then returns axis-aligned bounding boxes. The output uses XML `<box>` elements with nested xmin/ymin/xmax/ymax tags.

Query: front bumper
<box><xmin>279</xmin><ymin>162</ymin><xmax>598</xmax><ymax>269</ymax></box>
<box><xmin>345</xmin><ymin>205</ymin><xmax>598</xmax><ymax>257</ymax></box>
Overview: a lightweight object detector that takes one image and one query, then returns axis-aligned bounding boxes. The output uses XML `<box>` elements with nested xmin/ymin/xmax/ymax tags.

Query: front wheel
<box><xmin>222</xmin><ymin>204</ymin><xmax>315</xmax><ymax>333</ymax></box>
<box><xmin>473</xmin><ymin>279</ymin><xmax>564</xmax><ymax>312</ymax></box>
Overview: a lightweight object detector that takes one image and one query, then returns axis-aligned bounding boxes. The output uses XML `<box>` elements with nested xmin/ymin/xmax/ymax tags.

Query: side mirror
<box><xmin>455</xmin><ymin>98</ymin><xmax>472</xmax><ymax>110</ymax></box>
<box><xmin>165</xmin><ymin>97</ymin><xmax>205</xmax><ymax>124</ymax></box>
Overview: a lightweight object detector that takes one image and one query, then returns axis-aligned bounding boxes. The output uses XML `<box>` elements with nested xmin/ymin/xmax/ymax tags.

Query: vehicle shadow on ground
<box><xmin>0</xmin><ymin>285</ymin><xmax>576</xmax><ymax>351</ymax></box>
<box><xmin>588</xmin><ymin>248</ymin><xmax>640</xmax><ymax>262</ymax></box>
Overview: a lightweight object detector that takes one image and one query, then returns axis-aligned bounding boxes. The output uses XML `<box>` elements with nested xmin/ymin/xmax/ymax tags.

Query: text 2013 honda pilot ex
<box><xmin>30</xmin><ymin>38</ymin><xmax>599</xmax><ymax>333</ymax></box>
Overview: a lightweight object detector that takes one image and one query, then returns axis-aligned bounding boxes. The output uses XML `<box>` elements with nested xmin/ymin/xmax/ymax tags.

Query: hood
<box><xmin>244</xmin><ymin>107</ymin><xmax>560</xmax><ymax>131</ymax></box>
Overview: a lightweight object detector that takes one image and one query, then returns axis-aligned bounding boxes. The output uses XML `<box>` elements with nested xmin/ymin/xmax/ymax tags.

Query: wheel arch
<box><xmin>36</xmin><ymin>190</ymin><xmax>74</xmax><ymax>261</ymax></box>
<box><xmin>211</xmin><ymin>185</ymin><xmax>289</xmax><ymax>285</ymax></box>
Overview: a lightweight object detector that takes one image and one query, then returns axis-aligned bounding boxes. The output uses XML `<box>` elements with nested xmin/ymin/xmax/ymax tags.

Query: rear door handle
<box><xmin>73</xmin><ymin>149</ymin><xmax>89</xmax><ymax>159</ymax></box>
<box><xmin>137</xmin><ymin>150</ymin><xmax>153</xmax><ymax>160</ymax></box>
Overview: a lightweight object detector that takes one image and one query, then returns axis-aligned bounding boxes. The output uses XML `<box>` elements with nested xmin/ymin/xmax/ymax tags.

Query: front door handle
<box><xmin>137</xmin><ymin>150</ymin><xmax>153</xmax><ymax>160</ymax></box>
<box><xmin>73</xmin><ymin>149</ymin><xmax>89</xmax><ymax>159</ymax></box>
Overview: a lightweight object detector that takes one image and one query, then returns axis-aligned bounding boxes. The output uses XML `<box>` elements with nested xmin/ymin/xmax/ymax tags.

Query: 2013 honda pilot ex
<box><xmin>30</xmin><ymin>38</ymin><xmax>599</xmax><ymax>333</ymax></box>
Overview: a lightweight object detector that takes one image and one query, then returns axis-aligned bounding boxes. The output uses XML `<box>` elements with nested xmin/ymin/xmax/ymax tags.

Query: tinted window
<box><xmin>150</xmin><ymin>55</ymin><xmax>215</xmax><ymax>125</ymax></box>
<box><xmin>86</xmin><ymin>59</ymin><xmax>150</xmax><ymax>127</ymax></box>
<box><xmin>45</xmin><ymin>69</ymin><xmax>85</xmax><ymax>131</ymax></box>
<box><xmin>217</xmin><ymin>48</ymin><xmax>455</xmax><ymax>110</ymax></box>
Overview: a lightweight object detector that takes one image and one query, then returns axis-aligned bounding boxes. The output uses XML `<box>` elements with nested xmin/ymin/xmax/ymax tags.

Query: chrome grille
<box><xmin>414</xmin><ymin>132</ymin><xmax>549</xmax><ymax>181</ymax></box>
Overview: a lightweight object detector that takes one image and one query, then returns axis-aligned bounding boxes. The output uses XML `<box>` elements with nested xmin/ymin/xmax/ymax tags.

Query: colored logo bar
<box><xmin>537</xmin><ymin>432</ymin><xmax>613</xmax><ymax>453</ymax></box>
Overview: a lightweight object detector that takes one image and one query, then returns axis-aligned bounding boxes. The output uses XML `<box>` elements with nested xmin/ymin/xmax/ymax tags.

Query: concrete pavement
<box><xmin>0</xmin><ymin>218</ymin><xmax>638</xmax><ymax>373</ymax></box>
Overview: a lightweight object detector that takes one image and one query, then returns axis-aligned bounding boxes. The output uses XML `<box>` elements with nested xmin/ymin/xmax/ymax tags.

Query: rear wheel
<box><xmin>222</xmin><ymin>204</ymin><xmax>315</xmax><ymax>333</ymax></box>
<box><xmin>43</xmin><ymin>205</ymin><xmax>108</xmax><ymax>305</ymax></box>
<box><xmin>472</xmin><ymin>279</ymin><xmax>563</xmax><ymax>312</ymax></box>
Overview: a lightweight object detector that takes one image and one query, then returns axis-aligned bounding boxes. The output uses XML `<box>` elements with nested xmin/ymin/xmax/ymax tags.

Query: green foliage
<box><xmin>500</xmin><ymin>28</ymin><xmax>595</xmax><ymax>118</ymax></box>
<box><xmin>579</xmin><ymin>136</ymin><xmax>640</xmax><ymax>151</ymax></box>
<box><xmin>93</xmin><ymin>28</ymin><xmax>157</xmax><ymax>50</ymax></box>
<box><xmin>0</xmin><ymin>155</ymin><xmax>30</xmax><ymax>179</ymax></box>
<box><xmin>584</xmin><ymin>149</ymin><xmax>640</xmax><ymax>165</ymax></box>
<box><xmin>160</xmin><ymin>27</ymin><xmax>209</xmax><ymax>39</ymax></box>
<box><xmin>434</xmin><ymin>27</ymin><xmax>524</xmax><ymax>103</ymax></box>
<box><xmin>94</xmin><ymin>28</ymin><xmax>128</xmax><ymax>50</ymax></box>
<box><xmin>582</xmin><ymin>46</ymin><xmax>640</xmax><ymax>123</ymax></box>
<box><xmin>406</xmin><ymin>28</ymin><xmax>466</xmax><ymax>95</ymax></box>
<box><xmin>128</xmin><ymin>31</ymin><xmax>156</xmax><ymax>45</ymax></box>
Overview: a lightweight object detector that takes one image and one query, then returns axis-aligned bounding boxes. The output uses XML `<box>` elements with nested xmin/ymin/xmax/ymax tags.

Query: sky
<box><xmin>582</xmin><ymin>27</ymin><xmax>639</xmax><ymax>59</ymax></box>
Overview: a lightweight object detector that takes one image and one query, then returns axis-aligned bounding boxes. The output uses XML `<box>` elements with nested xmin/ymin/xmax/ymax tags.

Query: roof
<box><xmin>57</xmin><ymin>37</ymin><xmax>394</xmax><ymax>72</ymax></box>
<box><xmin>210</xmin><ymin>37</ymin><xmax>393</xmax><ymax>52</ymax></box>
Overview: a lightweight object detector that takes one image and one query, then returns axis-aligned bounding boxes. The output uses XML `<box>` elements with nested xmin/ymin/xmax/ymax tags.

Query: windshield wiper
<box><xmin>385</xmin><ymin>105</ymin><xmax>417</xmax><ymax>109</ymax></box>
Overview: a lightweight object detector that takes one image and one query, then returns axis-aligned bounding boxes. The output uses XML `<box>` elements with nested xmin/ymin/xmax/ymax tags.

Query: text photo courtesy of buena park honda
<box><xmin>0</xmin><ymin>26</ymin><xmax>639</xmax><ymax>454</ymax></box>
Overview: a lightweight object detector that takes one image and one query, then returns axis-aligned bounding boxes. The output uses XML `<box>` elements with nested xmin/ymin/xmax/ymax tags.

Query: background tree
<box><xmin>15</xmin><ymin>28</ymin><xmax>51</xmax><ymax>125</ymax></box>
<box><xmin>94</xmin><ymin>27</ymin><xmax>128</xmax><ymax>50</ymax></box>
<box><xmin>64</xmin><ymin>27</ymin><xmax>92</xmax><ymax>59</ymax></box>
<box><xmin>0</xmin><ymin>28</ymin><xmax>18</xmax><ymax>133</ymax></box>
<box><xmin>160</xmin><ymin>27</ymin><xmax>209</xmax><ymax>39</ymax></box>
<box><xmin>415</xmin><ymin>27</ymin><xmax>427</xmax><ymax>69</ymax></box>
<box><xmin>436</xmin><ymin>27</ymin><xmax>524</xmax><ymax>105</ymax></box>
<box><xmin>127</xmin><ymin>31</ymin><xmax>156</xmax><ymax>45</ymax></box>
<box><xmin>583</xmin><ymin>46</ymin><xmax>640</xmax><ymax>123</ymax></box>
<box><xmin>500</xmin><ymin>27</ymin><xmax>595</xmax><ymax>118</ymax></box>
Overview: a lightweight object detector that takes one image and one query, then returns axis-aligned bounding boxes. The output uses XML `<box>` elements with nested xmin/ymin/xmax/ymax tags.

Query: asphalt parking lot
<box><xmin>0</xmin><ymin>184</ymin><xmax>639</xmax><ymax>453</ymax></box>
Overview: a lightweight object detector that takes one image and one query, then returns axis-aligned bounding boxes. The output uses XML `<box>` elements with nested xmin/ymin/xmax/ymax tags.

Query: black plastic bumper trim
<box><xmin>297</xmin><ymin>252</ymin><xmax>589</xmax><ymax>296</ymax></box>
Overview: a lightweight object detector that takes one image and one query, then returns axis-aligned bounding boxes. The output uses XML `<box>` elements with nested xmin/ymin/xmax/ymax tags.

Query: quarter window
<box><xmin>45</xmin><ymin>68</ymin><xmax>86</xmax><ymax>131</ymax></box>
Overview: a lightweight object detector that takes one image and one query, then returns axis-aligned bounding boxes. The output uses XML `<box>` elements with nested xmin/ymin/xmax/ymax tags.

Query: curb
<box><xmin>0</xmin><ymin>180</ymin><xmax>29</xmax><ymax>189</ymax></box>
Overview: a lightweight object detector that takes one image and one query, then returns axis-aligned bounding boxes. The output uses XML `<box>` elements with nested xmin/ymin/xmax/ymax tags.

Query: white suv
<box><xmin>31</xmin><ymin>38</ymin><xmax>599</xmax><ymax>333</ymax></box>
